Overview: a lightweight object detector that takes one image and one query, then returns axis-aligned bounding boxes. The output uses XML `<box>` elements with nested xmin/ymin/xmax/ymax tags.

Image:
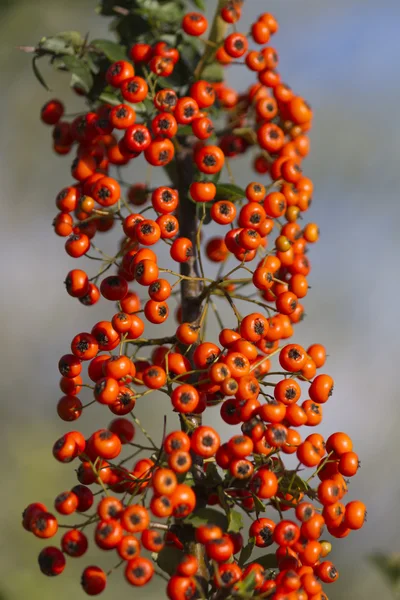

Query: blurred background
<box><xmin>1</xmin><ymin>0</ymin><xmax>400</xmax><ymax>598</ymax></box>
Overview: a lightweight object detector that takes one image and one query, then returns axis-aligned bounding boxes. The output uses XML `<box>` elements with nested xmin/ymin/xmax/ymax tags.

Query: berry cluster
<box><xmin>23</xmin><ymin>2</ymin><xmax>366</xmax><ymax>599</ymax></box>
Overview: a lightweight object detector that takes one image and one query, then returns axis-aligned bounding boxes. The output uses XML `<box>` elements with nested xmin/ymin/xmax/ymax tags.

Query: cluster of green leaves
<box><xmin>32</xmin><ymin>31</ymin><xmax>123</xmax><ymax>94</ymax></box>
<box><xmin>147</xmin><ymin>455</ymin><xmax>286</xmax><ymax>583</ymax></box>
<box><xmin>154</xmin><ymin>504</ymin><xmax>277</xmax><ymax>582</ymax></box>
<box><xmin>146</xmin><ymin>454</ymin><xmax>284</xmax><ymax>582</ymax></box>
<box><xmin>30</xmin><ymin>0</ymin><xmax>225</xmax><ymax>111</ymax></box>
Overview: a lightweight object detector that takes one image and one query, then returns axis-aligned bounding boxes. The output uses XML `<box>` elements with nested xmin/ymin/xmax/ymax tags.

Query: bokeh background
<box><xmin>1</xmin><ymin>0</ymin><xmax>400</xmax><ymax>598</ymax></box>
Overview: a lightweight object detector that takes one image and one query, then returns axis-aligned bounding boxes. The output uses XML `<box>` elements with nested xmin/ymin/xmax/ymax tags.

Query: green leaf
<box><xmin>201</xmin><ymin>61</ymin><xmax>224</xmax><ymax>82</ymax></box>
<box><xmin>217</xmin><ymin>487</ymin><xmax>243</xmax><ymax>532</ymax></box>
<box><xmin>245</xmin><ymin>554</ymin><xmax>277</xmax><ymax>570</ymax></box>
<box><xmin>182</xmin><ymin>470</ymin><xmax>195</xmax><ymax>487</ymax></box>
<box><xmin>136</xmin><ymin>0</ymin><xmax>185</xmax><ymax>22</ymax></box>
<box><xmin>62</xmin><ymin>55</ymin><xmax>93</xmax><ymax>93</ymax></box>
<box><xmin>291</xmin><ymin>473</ymin><xmax>309</xmax><ymax>492</ymax></box>
<box><xmin>114</xmin><ymin>14</ymin><xmax>149</xmax><ymax>48</ymax></box>
<box><xmin>203</xmin><ymin>208</ymin><xmax>212</xmax><ymax>225</ymax></box>
<box><xmin>99</xmin><ymin>91</ymin><xmax>121</xmax><ymax>106</ymax></box>
<box><xmin>32</xmin><ymin>56</ymin><xmax>50</xmax><ymax>91</ymax></box>
<box><xmin>157</xmin><ymin>546</ymin><xmax>185</xmax><ymax>576</ymax></box>
<box><xmin>133</xmin><ymin>100</ymin><xmax>152</xmax><ymax>114</ymax></box>
<box><xmin>203</xmin><ymin>460</ymin><xmax>223</xmax><ymax>485</ymax></box>
<box><xmin>184</xmin><ymin>508</ymin><xmax>228</xmax><ymax>530</ymax></box>
<box><xmin>55</xmin><ymin>31</ymin><xmax>84</xmax><ymax>48</ymax></box>
<box><xmin>86</xmin><ymin>52</ymin><xmax>101</xmax><ymax>75</ymax></box>
<box><xmin>279</xmin><ymin>472</ymin><xmax>309</xmax><ymax>502</ymax></box>
<box><xmin>160</xmin><ymin>39</ymin><xmax>201</xmax><ymax>89</ymax></box>
<box><xmin>38</xmin><ymin>36</ymin><xmax>75</xmax><ymax>55</ymax></box>
<box><xmin>239</xmin><ymin>537</ymin><xmax>255</xmax><ymax>567</ymax></box>
<box><xmin>192</xmin><ymin>0</ymin><xmax>206</xmax><ymax>10</ymax></box>
<box><xmin>253</xmin><ymin>495</ymin><xmax>266</xmax><ymax>517</ymax></box>
<box><xmin>177</xmin><ymin>125</ymin><xmax>193</xmax><ymax>136</ymax></box>
<box><xmin>97</xmin><ymin>0</ymin><xmax>130</xmax><ymax>16</ymax></box>
<box><xmin>228</xmin><ymin>509</ymin><xmax>243</xmax><ymax>533</ymax></box>
<box><xmin>370</xmin><ymin>553</ymin><xmax>400</xmax><ymax>590</ymax></box>
<box><xmin>50</xmin><ymin>56</ymin><xmax>66</xmax><ymax>70</ymax></box>
<box><xmin>235</xmin><ymin>570</ymin><xmax>256</xmax><ymax>595</ymax></box>
<box><xmin>215</xmin><ymin>183</ymin><xmax>246</xmax><ymax>202</ymax></box>
<box><xmin>208</xmin><ymin>169</ymin><xmax>222</xmax><ymax>184</ymax></box>
<box><xmin>91</xmin><ymin>39</ymin><xmax>127</xmax><ymax>62</ymax></box>
<box><xmin>217</xmin><ymin>486</ymin><xmax>232</xmax><ymax>513</ymax></box>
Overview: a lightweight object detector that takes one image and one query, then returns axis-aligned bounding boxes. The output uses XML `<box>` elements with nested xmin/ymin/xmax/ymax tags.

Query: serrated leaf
<box><xmin>239</xmin><ymin>537</ymin><xmax>255</xmax><ymax>567</ymax></box>
<box><xmin>91</xmin><ymin>39</ymin><xmax>127</xmax><ymax>62</ymax></box>
<box><xmin>32</xmin><ymin>56</ymin><xmax>50</xmax><ymax>91</ymax></box>
<box><xmin>215</xmin><ymin>183</ymin><xmax>246</xmax><ymax>202</ymax></box>
<box><xmin>62</xmin><ymin>55</ymin><xmax>93</xmax><ymax>93</ymax></box>
<box><xmin>184</xmin><ymin>508</ymin><xmax>228</xmax><ymax>530</ymax></box>
<box><xmin>157</xmin><ymin>546</ymin><xmax>184</xmax><ymax>576</ymax></box>
<box><xmin>245</xmin><ymin>553</ymin><xmax>277</xmax><ymax>570</ymax></box>
<box><xmin>192</xmin><ymin>0</ymin><xmax>206</xmax><ymax>10</ymax></box>
<box><xmin>202</xmin><ymin>61</ymin><xmax>224</xmax><ymax>83</ymax></box>
<box><xmin>228</xmin><ymin>509</ymin><xmax>243</xmax><ymax>533</ymax></box>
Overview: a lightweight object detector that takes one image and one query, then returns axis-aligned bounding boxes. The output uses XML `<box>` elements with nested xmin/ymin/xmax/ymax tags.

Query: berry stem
<box><xmin>194</xmin><ymin>0</ymin><xmax>229</xmax><ymax>80</ymax></box>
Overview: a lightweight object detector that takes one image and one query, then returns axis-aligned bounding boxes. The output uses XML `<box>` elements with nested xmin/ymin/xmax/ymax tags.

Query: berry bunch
<box><xmin>22</xmin><ymin>1</ymin><xmax>366</xmax><ymax>599</ymax></box>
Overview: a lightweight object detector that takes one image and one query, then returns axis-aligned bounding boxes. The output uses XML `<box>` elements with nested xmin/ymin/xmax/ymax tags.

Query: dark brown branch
<box><xmin>175</xmin><ymin>148</ymin><xmax>210</xmax><ymax>589</ymax></box>
<box><xmin>176</xmin><ymin>148</ymin><xmax>204</xmax><ymax>325</ymax></box>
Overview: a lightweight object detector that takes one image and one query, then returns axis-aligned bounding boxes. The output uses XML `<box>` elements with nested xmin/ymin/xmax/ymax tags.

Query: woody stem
<box><xmin>175</xmin><ymin>149</ymin><xmax>210</xmax><ymax>590</ymax></box>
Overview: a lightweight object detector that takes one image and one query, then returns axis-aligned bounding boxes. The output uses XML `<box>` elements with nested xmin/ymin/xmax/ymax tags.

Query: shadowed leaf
<box><xmin>245</xmin><ymin>553</ymin><xmax>277</xmax><ymax>570</ymax></box>
<box><xmin>91</xmin><ymin>39</ymin><xmax>127</xmax><ymax>61</ymax></box>
<box><xmin>157</xmin><ymin>546</ymin><xmax>185</xmax><ymax>575</ymax></box>
<box><xmin>239</xmin><ymin>537</ymin><xmax>255</xmax><ymax>566</ymax></box>
<box><xmin>192</xmin><ymin>0</ymin><xmax>206</xmax><ymax>10</ymax></box>
<box><xmin>62</xmin><ymin>55</ymin><xmax>93</xmax><ymax>92</ymax></box>
<box><xmin>184</xmin><ymin>507</ymin><xmax>228</xmax><ymax>529</ymax></box>
<box><xmin>215</xmin><ymin>183</ymin><xmax>246</xmax><ymax>202</ymax></box>
<box><xmin>228</xmin><ymin>509</ymin><xmax>243</xmax><ymax>533</ymax></box>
